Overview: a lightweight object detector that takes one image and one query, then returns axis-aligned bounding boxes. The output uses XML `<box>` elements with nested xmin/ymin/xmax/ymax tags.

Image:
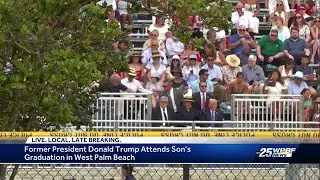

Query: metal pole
<box><xmin>182</xmin><ymin>164</ymin><xmax>190</xmax><ymax>180</ymax></box>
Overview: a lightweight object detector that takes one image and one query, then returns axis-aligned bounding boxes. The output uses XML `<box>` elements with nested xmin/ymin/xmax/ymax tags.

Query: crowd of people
<box><xmin>90</xmin><ymin>0</ymin><xmax>320</xmax><ymax>129</ymax></box>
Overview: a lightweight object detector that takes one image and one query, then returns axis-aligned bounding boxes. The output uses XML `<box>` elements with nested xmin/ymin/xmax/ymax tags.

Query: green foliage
<box><xmin>0</xmin><ymin>0</ymin><xmax>128</xmax><ymax>131</ymax></box>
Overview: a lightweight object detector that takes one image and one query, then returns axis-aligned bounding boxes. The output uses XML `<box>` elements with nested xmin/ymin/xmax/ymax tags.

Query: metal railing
<box><xmin>91</xmin><ymin>93</ymin><xmax>319</xmax><ymax>131</ymax></box>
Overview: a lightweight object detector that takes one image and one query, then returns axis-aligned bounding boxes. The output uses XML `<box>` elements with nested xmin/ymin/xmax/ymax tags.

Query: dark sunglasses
<box><xmin>270</xmin><ymin>34</ymin><xmax>277</xmax><ymax>37</ymax></box>
<box><xmin>238</xmin><ymin>29</ymin><xmax>246</xmax><ymax>32</ymax></box>
<box><xmin>204</xmin><ymin>74</ymin><xmax>209</xmax><ymax>76</ymax></box>
<box><xmin>296</xmin><ymin>16</ymin><xmax>302</xmax><ymax>19</ymax></box>
<box><xmin>276</xmin><ymin>4</ymin><xmax>283</xmax><ymax>6</ymax></box>
<box><xmin>315</xmin><ymin>20</ymin><xmax>320</xmax><ymax>22</ymax></box>
<box><xmin>207</xmin><ymin>59</ymin><xmax>215</xmax><ymax>61</ymax></box>
<box><xmin>190</xmin><ymin>58</ymin><xmax>197</xmax><ymax>61</ymax></box>
<box><xmin>160</xmin><ymin>101</ymin><xmax>168</xmax><ymax>103</ymax></box>
<box><xmin>200</xmin><ymin>85</ymin><xmax>207</xmax><ymax>88</ymax></box>
<box><xmin>151</xmin><ymin>45</ymin><xmax>158</xmax><ymax>47</ymax></box>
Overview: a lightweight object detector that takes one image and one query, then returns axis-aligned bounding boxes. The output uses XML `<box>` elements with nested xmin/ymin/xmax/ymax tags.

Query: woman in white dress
<box><xmin>263</xmin><ymin>70</ymin><xmax>287</xmax><ymax>121</ymax></box>
<box><xmin>146</xmin><ymin>53</ymin><xmax>167</xmax><ymax>85</ymax></box>
<box><xmin>277</xmin><ymin>59</ymin><xmax>294</xmax><ymax>87</ymax></box>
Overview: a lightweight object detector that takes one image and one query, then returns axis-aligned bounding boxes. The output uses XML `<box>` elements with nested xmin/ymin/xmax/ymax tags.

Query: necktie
<box><xmin>211</xmin><ymin>111</ymin><xmax>215</xmax><ymax>127</ymax></box>
<box><xmin>202</xmin><ymin>93</ymin><xmax>206</xmax><ymax>110</ymax></box>
<box><xmin>163</xmin><ymin>108</ymin><xmax>168</xmax><ymax>121</ymax></box>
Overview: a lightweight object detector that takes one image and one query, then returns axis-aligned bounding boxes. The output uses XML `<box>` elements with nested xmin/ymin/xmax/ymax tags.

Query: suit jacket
<box><xmin>151</xmin><ymin>106</ymin><xmax>176</xmax><ymax>127</ymax></box>
<box><xmin>192</xmin><ymin>92</ymin><xmax>213</xmax><ymax>111</ymax></box>
<box><xmin>200</xmin><ymin>108</ymin><xmax>224</xmax><ymax>128</ymax></box>
<box><xmin>159</xmin><ymin>88</ymin><xmax>184</xmax><ymax>112</ymax></box>
<box><xmin>175</xmin><ymin>106</ymin><xmax>200</xmax><ymax>127</ymax></box>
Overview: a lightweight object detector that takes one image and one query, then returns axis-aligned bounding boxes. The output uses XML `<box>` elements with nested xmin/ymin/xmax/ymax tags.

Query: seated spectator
<box><xmin>221</xmin><ymin>55</ymin><xmax>242</xmax><ymax>86</ymax></box>
<box><xmin>101</xmin><ymin>74</ymin><xmax>134</xmax><ymax>93</ymax></box>
<box><xmin>231</xmin><ymin>2</ymin><xmax>255</xmax><ymax>36</ymax></box>
<box><xmin>114</xmin><ymin>39</ymin><xmax>129</xmax><ymax>53</ymax></box>
<box><xmin>309</xmin><ymin>96</ymin><xmax>320</xmax><ymax>128</ymax></box>
<box><xmin>127</xmin><ymin>52</ymin><xmax>144</xmax><ymax>83</ymax></box>
<box><xmin>228</xmin><ymin>72</ymin><xmax>249</xmax><ymax>95</ymax></box>
<box><xmin>171</xmin><ymin>68</ymin><xmax>188</xmax><ymax>90</ymax></box>
<box><xmin>295</xmin><ymin>55</ymin><xmax>317</xmax><ymax>93</ymax></box>
<box><xmin>142</xmin><ymin>30</ymin><xmax>166</xmax><ymax>52</ymax></box>
<box><xmin>242</xmin><ymin>55</ymin><xmax>265</xmax><ymax>93</ymax></box>
<box><xmin>278</xmin><ymin>59</ymin><xmax>294</xmax><ymax>86</ymax></box>
<box><xmin>151</xmin><ymin>96</ymin><xmax>176</xmax><ymax>127</ymax></box>
<box><xmin>263</xmin><ymin>70</ymin><xmax>287</xmax><ymax>120</ymax></box>
<box><xmin>191</xmin><ymin>24</ymin><xmax>204</xmax><ymax>39</ymax></box>
<box><xmin>146</xmin><ymin>72</ymin><xmax>163</xmax><ymax>107</ymax></box>
<box><xmin>146</xmin><ymin>52</ymin><xmax>167</xmax><ymax>84</ymax></box>
<box><xmin>228</xmin><ymin>25</ymin><xmax>256</xmax><ymax>65</ymax></box>
<box><xmin>192</xmin><ymin>81</ymin><xmax>214</xmax><ymax>111</ymax></box>
<box><xmin>265</xmin><ymin>0</ymin><xmax>290</xmax><ymax>16</ymax></box>
<box><xmin>204</xmin><ymin>43</ymin><xmax>226</xmax><ymax>66</ymax></box>
<box><xmin>298</xmin><ymin>4</ymin><xmax>311</xmax><ymax>20</ymax></box>
<box><xmin>116</xmin><ymin>0</ymin><xmax>132</xmax><ymax>29</ymax></box>
<box><xmin>200</xmin><ymin>98</ymin><xmax>224</xmax><ymax>128</ymax></box>
<box><xmin>201</xmin><ymin>54</ymin><xmax>223</xmax><ymax>86</ymax></box>
<box><xmin>176</xmin><ymin>96</ymin><xmax>199</xmax><ymax>127</ymax></box>
<box><xmin>165</xmin><ymin>32</ymin><xmax>184</xmax><ymax>58</ymax></box>
<box><xmin>205</xmin><ymin>29</ymin><xmax>228</xmax><ymax>54</ymax></box>
<box><xmin>142</xmin><ymin>43</ymin><xmax>168</xmax><ymax>66</ymax></box>
<box><xmin>284</xmin><ymin>27</ymin><xmax>310</xmax><ymax>65</ymax></box>
<box><xmin>180</xmin><ymin>40</ymin><xmax>201</xmax><ymax>63</ymax></box>
<box><xmin>190</xmin><ymin>69</ymin><xmax>214</xmax><ymax>93</ymax></box>
<box><xmin>268</xmin><ymin>0</ymin><xmax>289</xmax><ymax>27</ymax></box>
<box><xmin>296</xmin><ymin>0</ymin><xmax>316</xmax><ymax>16</ymax></box>
<box><xmin>166</xmin><ymin>55</ymin><xmax>182</xmax><ymax>80</ymax></box>
<box><xmin>256</xmin><ymin>29</ymin><xmax>285</xmax><ymax>72</ymax></box>
<box><xmin>271</xmin><ymin>17</ymin><xmax>290</xmax><ymax>42</ymax></box>
<box><xmin>290</xmin><ymin>13</ymin><xmax>311</xmax><ymax>42</ymax></box>
<box><xmin>104</xmin><ymin>10</ymin><xmax>121</xmax><ymax>28</ymax></box>
<box><xmin>148</xmin><ymin>16</ymin><xmax>169</xmax><ymax>41</ymax></box>
<box><xmin>288</xmin><ymin>71</ymin><xmax>309</xmax><ymax>95</ymax></box>
<box><xmin>158</xmin><ymin>79</ymin><xmax>184</xmax><ymax>113</ymax></box>
<box><xmin>182</xmin><ymin>55</ymin><xmax>200</xmax><ymax>85</ymax></box>
<box><xmin>301</xmin><ymin>88</ymin><xmax>313</xmax><ymax>109</ymax></box>
<box><xmin>310</xmin><ymin>17</ymin><xmax>320</xmax><ymax>63</ymax></box>
<box><xmin>240</xmin><ymin>0</ymin><xmax>260</xmax><ymax>34</ymax></box>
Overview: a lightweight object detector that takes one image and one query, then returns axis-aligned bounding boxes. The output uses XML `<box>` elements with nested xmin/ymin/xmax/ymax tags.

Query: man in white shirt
<box><xmin>231</xmin><ymin>2</ymin><xmax>254</xmax><ymax>34</ymax></box>
<box><xmin>165</xmin><ymin>31</ymin><xmax>184</xmax><ymax>58</ymax></box>
<box><xmin>121</xmin><ymin>68</ymin><xmax>152</xmax><ymax>95</ymax></box>
<box><xmin>141</xmin><ymin>40</ymin><xmax>167</xmax><ymax>66</ymax></box>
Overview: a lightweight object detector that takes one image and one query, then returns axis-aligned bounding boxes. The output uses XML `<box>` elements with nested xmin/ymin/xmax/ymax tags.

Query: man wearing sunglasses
<box><xmin>228</xmin><ymin>25</ymin><xmax>256</xmax><ymax>65</ymax></box>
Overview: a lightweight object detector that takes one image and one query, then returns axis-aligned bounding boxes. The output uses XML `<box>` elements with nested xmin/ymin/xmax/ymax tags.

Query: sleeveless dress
<box><xmin>279</xmin><ymin>65</ymin><xmax>293</xmax><ymax>87</ymax></box>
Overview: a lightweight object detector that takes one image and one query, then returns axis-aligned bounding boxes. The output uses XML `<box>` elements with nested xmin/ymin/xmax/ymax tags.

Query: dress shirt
<box><xmin>170</xmin><ymin>88</ymin><xmax>178</xmax><ymax>112</ymax></box>
<box><xmin>166</xmin><ymin>38</ymin><xmax>185</xmax><ymax>56</ymax></box>
<box><xmin>288</xmin><ymin>80</ymin><xmax>308</xmax><ymax>95</ymax></box>
<box><xmin>141</xmin><ymin>48</ymin><xmax>168</xmax><ymax>66</ymax></box>
<box><xmin>160</xmin><ymin>107</ymin><xmax>168</xmax><ymax>126</ymax></box>
<box><xmin>231</xmin><ymin>10</ymin><xmax>253</xmax><ymax>29</ymax></box>
<box><xmin>182</xmin><ymin>65</ymin><xmax>200</xmax><ymax>84</ymax></box>
<box><xmin>242</xmin><ymin>64</ymin><xmax>265</xmax><ymax>84</ymax></box>
<box><xmin>120</xmin><ymin>78</ymin><xmax>152</xmax><ymax>96</ymax></box>
<box><xmin>201</xmin><ymin>64</ymin><xmax>222</xmax><ymax>85</ymax></box>
<box><xmin>201</xmin><ymin>92</ymin><xmax>206</xmax><ymax>110</ymax></box>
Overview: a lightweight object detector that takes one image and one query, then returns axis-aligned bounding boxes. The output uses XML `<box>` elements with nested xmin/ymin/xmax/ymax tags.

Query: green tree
<box><xmin>0</xmin><ymin>0</ymin><xmax>128</xmax><ymax>178</ymax></box>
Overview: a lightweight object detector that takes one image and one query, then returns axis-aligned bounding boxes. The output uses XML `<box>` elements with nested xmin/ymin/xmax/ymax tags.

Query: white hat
<box><xmin>216</xmin><ymin>30</ymin><xmax>226</xmax><ymax>39</ymax></box>
<box><xmin>292</xmin><ymin>71</ymin><xmax>304</xmax><ymax>79</ymax></box>
<box><xmin>172</xmin><ymin>55</ymin><xmax>180</xmax><ymax>60</ymax></box>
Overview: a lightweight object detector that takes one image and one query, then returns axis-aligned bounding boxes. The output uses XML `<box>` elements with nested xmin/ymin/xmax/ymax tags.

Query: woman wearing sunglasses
<box><xmin>290</xmin><ymin>12</ymin><xmax>311</xmax><ymax>42</ymax></box>
<box><xmin>268</xmin><ymin>0</ymin><xmax>289</xmax><ymax>27</ymax></box>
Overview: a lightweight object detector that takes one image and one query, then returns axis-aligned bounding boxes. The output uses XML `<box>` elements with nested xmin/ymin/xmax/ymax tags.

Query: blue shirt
<box><xmin>228</xmin><ymin>33</ymin><xmax>252</xmax><ymax>55</ymax></box>
<box><xmin>190</xmin><ymin>79</ymin><xmax>214</xmax><ymax>93</ymax></box>
<box><xmin>288</xmin><ymin>80</ymin><xmax>308</xmax><ymax>95</ymax></box>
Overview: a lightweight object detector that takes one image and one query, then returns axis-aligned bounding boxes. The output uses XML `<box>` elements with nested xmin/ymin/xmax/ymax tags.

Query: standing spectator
<box><xmin>256</xmin><ymin>29</ymin><xmax>285</xmax><ymax>71</ymax></box>
<box><xmin>101</xmin><ymin>74</ymin><xmax>134</xmax><ymax>93</ymax></box>
<box><xmin>221</xmin><ymin>55</ymin><xmax>242</xmax><ymax>86</ymax></box>
<box><xmin>127</xmin><ymin>52</ymin><xmax>145</xmax><ymax>83</ymax></box>
<box><xmin>278</xmin><ymin>59</ymin><xmax>294</xmax><ymax>86</ymax></box>
<box><xmin>271</xmin><ymin>17</ymin><xmax>290</xmax><ymax>42</ymax></box>
<box><xmin>115</xmin><ymin>39</ymin><xmax>129</xmax><ymax>53</ymax></box>
<box><xmin>176</xmin><ymin>96</ymin><xmax>199</xmax><ymax>127</ymax></box>
<box><xmin>190</xmin><ymin>69</ymin><xmax>214</xmax><ymax>93</ymax></box>
<box><xmin>148</xmin><ymin>17</ymin><xmax>169</xmax><ymax>41</ymax></box>
<box><xmin>121</xmin><ymin>68</ymin><xmax>152</xmax><ymax>94</ymax></box>
<box><xmin>200</xmin><ymin>99</ymin><xmax>224</xmax><ymax>128</ymax></box>
<box><xmin>151</xmin><ymin>96</ymin><xmax>176</xmax><ymax>127</ymax></box>
<box><xmin>145</xmin><ymin>52</ymin><xmax>167</xmax><ymax>84</ymax></box>
<box><xmin>192</xmin><ymin>81</ymin><xmax>214</xmax><ymax>111</ymax></box>
<box><xmin>159</xmin><ymin>79</ymin><xmax>184</xmax><ymax>113</ymax></box>
<box><xmin>165</xmin><ymin>32</ymin><xmax>185</xmax><ymax>58</ymax></box>
<box><xmin>268</xmin><ymin>0</ymin><xmax>289</xmax><ymax>27</ymax></box>
<box><xmin>295</xmin><ymin>55</ymin><xmax>317</xmax><ymax>93</ymax></box>
<box><xmin>242</xmin><ymin>55</ymin><xmax>265</xmax><ymax>93</ymax></box>
<box><xmin>265</xmin><ymin>0</ymin><xmax>290</xmax><ymax>15</ymax></box>
<box><xmin>231</xmin><ymin>2</ymin><xmax>254</xmax><ymax>36</ymax></box>
<box><xmin>228</xmin><ymin>25</ymin><xmax>256</xmax><ymax>65</ymax></box>
<box><xmin>142</xmin><ymin>30</ymin><xmax>166</xmax><ymax>52</ymax></box>
<box><xmin>182</xmin><ymin>54</ymin><xmax>200</xmax><ymax>85</ymax></box>
<box><xmin>141</xmin><ymin>41</ymin><xmax>168</xmax><ymax>66</ymax></box>
<box><xmin>166</xmin><ymin>55</ymin><xmax>182</xmax><ymax>80</ymax></box>
<box><xmin>201</xmin><ymin>54</ymin><xmax>223</xmax><ymax>86</ymax></box>
<box><xmin>146</xmin><ymin>72</ymin><xmax>163</xmax><ymax>108</ymax></box>
<box><xmin>284</xmin><ymin>27</ymin><xmax>310</xmax><ymax>65</ymax></box>
<box><xmin>291</xmin><ymin>13</ymin><xmax>311</xmax><ymax>42</ymax></box>
<box><xmin>288</xmin><ymin>71</ymin><xmax>309</xmax><ymax>95</ymax></box>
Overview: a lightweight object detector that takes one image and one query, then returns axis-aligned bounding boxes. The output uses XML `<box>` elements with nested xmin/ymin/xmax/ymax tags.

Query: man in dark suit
<box><xmin>151</xmin><ymin>96</ymin><xmax>176</xmax><ymax>127</ymax></box>
<box><xmin>158</xmin><ymin>79</ymin><xmax>184</xmax><ymax>113</ymax></box>
<box><xmin>200</xmin><ymin>98</ymin><xmax>224</xmax><ymax>128</ymax></box>
<box><xmin>192</xmin><ymin>81</ymin><xmax>213</xmax><ymax>111</ymax></box>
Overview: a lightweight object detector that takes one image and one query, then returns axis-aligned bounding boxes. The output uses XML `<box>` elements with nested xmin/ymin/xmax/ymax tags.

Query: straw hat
<box><xmin>127</xmin><ymin>68</ymin><xmax>136</xmax><ymax>77</ymax></box>
<box><xmin>152</xmin><ymin>50</ymin><xmax>161</xmax><ymax>58</ymax></box>
<box><xmin>183</xmin><ymin>96</ymin><xmax>195</xmax><ymax>102</ymax></box>
<box><xmin>226</xmin><ymin>54</ymin><xmax>240</xmax><ymax>67</ymax></box>
<box><xmin>130</xmin><ymin>51</ymin><xmax>142</xmax><ymax>57</ymax></box>
<box><xmin>292</xmin><ymin>71</ymin><xmax>304</xmax><ymax>79</ymax></box>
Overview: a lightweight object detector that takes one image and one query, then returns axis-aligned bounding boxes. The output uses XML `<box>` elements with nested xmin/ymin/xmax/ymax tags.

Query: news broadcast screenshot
<box><xmin>1</xmin><ymin>0</ymin><xmax>320</xmax><ymax>179</ymax></box>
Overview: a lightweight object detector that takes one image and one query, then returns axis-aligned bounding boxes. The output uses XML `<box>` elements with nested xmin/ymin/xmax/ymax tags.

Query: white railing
<box><xmin>231</xmin><ymin>94</ymin><xmax>307</xmax><ymax>130</ymax></box>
